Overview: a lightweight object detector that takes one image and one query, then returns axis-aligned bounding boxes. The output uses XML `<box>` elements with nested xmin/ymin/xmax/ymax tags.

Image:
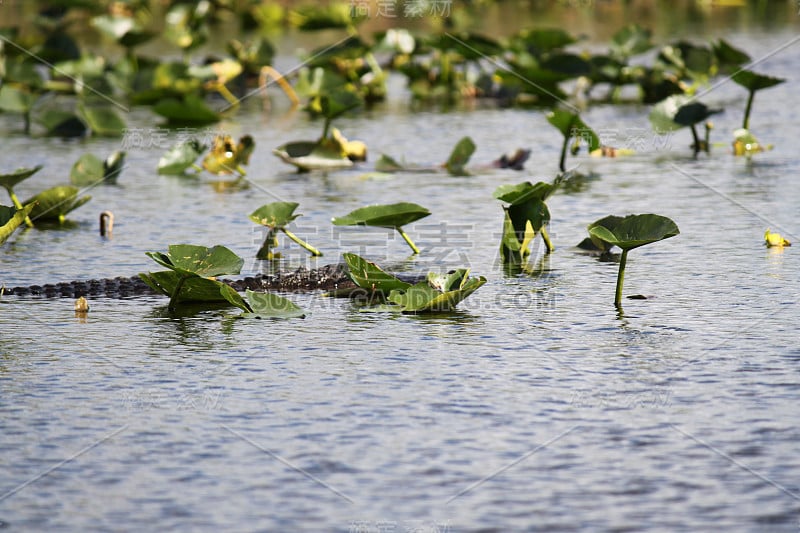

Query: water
<box><xmin>1</xmin><ymin>20</ymin><xmax>800</xmax><ymax>532</ymax></box>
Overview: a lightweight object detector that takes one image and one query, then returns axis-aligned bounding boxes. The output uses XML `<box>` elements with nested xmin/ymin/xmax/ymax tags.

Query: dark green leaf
<box><xmin>588</xmin><ymin>213</ymin><xmax>679</xmax><ymax>251</ymax></box>
<box><xmin>546</xmin><ymin>109</ymin><xmax>600</xmax><ymax>151</ymax></box>
<box><xmin>673</xmin><ymin>102</ymin><xmax>722</xmax><ymax>127</ymax></box>
<box><xmin>249</xmin><ymin>202</ymin><xmax>301</xmax><ymax>229</ymax></box>
<box><xmin>153</xmin><ymin>94</ymin><xmax>220</xmax><ymax>125</ymax></box>
<box><xmin>445</xmin><ymin>136</ymin><xmax>476</xmax><ymax>176</ymax></box>
<box><xmin>332</xmin><ymin>202</ymin><xmax>431</xmax><ymax>229</ymax></box>
<box><xmin>240</xmin><ymin>290</ymin><xmax>306</xmax><ymax>319</ymax></box>
<box><xmin>731</xmin><ymin>70</ymin><xmax>786</xmax><ymax>92</ymax></box>
<box><xmin>25</xmin><ymin>186</ymin><xmax>91</xmax><ymax>222</ymax></box>
<box><xmin>0</xmin><ymin>165</ymin><xmax>43</xmax><ymax>192</ymax></box>
<box><xmin>342</xmin><ymin>252</ymin><xmax>411</xmax><ymax>293</ymax></box>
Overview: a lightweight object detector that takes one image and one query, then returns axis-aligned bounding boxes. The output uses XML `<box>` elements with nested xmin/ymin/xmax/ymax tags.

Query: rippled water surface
<box><xmin>1</xmin><ymin>18</ymin><xmax>800</xmax><ymax>532</ymax></box>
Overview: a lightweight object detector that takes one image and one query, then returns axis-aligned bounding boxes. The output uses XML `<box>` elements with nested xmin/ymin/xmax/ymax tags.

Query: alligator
<box><xmin>2</xmin><ymin>264</ymin><xmax>360</xmax><ymax>299</ymax></box>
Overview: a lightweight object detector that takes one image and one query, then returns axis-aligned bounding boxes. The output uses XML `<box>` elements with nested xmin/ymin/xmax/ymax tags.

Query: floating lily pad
<box><xmin>273</xmin><ymin>141</ymin><xmax>353</xmax><ymax>171</ymax></box>
<box><xmin>239</xmin><ymin>290</ymin><xmax>306</xmax><ymax>319</ymax></box>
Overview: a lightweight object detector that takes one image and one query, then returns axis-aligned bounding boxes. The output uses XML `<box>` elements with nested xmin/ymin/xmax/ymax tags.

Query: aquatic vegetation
<box><xmin>0</xmin><ymin>204</ymin><xmax>34</xmax><ymax>246</ymax></box>
<box><xmin>732</xmin><ymin>128</ymin><xmax>772</xmax><ymax>157</ymax></box>
<box><xmin>202</xmin><ymin>134</ymin><xmax>255</xmax><ymax>176</ymax></box>
<box><xmin>764</xmin><ymin>229</ymin><xmax>791</xmax><ymax>248</ymax></box>
<box><xmin>649</xmin><ymin>95</ymin><xmax>721</xmax><ymax>156</ymax></box>
<box><xmin>70</xmin><ymin>150</ymin><xmax>126</xmax><ymax>186</ymax></box>
<box><xmin>141</xmin><ymin>244</ymin><xmax>248</xmax><ymax>312</ymax></box>
<box><xmin>587</xmin><ymin>214</ymin><xmax>680</xmax><ymax>306</ymax></box>
<box><xmin>0</xmin><ymin>165</ymin><xmax>42</xmax><ymax>227</ymax></box>
<box><xmin>157</xmin><ymin>138</ymin><xmax>208</xmax><ymax>175</ymax></box>
<box><xmin>546</xmin><ymin>109</ymin><xmax>600</xmax><ymax>172</ymax></box>
<box><xmin>731</xmin><ymin>70</ymin><xmax>785</xmax><ymax>130</ymax></box>
<box><xmin>332</xmin><ymin>202</ymin><xmax>431</xmax><ymax>255</ymax></box>
<box><xmin>24</xmin><ymin>186</ymin><xmax>91</xmax><ymax>225</ymax></box>
<box><xmin>249</xmin><ymin>202</ymin><xmax>323</xmax><ymax>259</ymax></box>
<box><xmin>239</xmin><ymin>290</ymin><xmax>306</xmax><ymax>319</ymax></box>
<box><xmin>444</xmin><ymin>137</ymin><xmax>476</xmax><ymax>176</ymax></box>
<box><xmin>341</xmin><ymin>253</ymin><xmax>485</xmax><ymax>313</ymax></box>
<box><xmin>494</xmin><ymin>180</ymin><xmax>557</xmax><ymax>264</ymax></box>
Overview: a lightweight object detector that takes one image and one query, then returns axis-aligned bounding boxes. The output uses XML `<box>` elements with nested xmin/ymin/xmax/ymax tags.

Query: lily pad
<box><xmin>158</xmin><ymin>138</ymin><xmax>207</xmax><ymax>175</ymax></box>
<box><xmin>649</xmin><ymin>94</ymin><xmax>692</xmax><ymax>133</ymax></box>
<box><xmin>273</xmin><ymin>141</ymin><xmax>353</xmax><ymax>171</ymax></box>
<box><xmin>332</xmin><ymin>202</ymin><xmax>431</xmax><ymax>229</ymax></box>
<box><xmin>731</xmin><ymin>70</ymin><xmax>785</xmax><ymax>92</ymax></box>
<box><xmin>25</xmin><ymin>186</ymin><xmax>91</xmax><ymax>223</ymax></box>
<box><xmin>673</xmin><ymin>102</ymin><xmax>722</xmax><ymax>127</ymax></box>
<box><xmin>588</xmin><ymin>213</ymin><xmax>679</xmax><ymax>251</ymax></box>
<box><xmin>140</xmin><ymin>270</ymin><xmax>247</xmax><ymax>310</ymax></box>
<box><xmin>146</xmin><ymin>244</ymin><xmax>244</xmax><ymax>278</ymax></box>
<box><xmin>239</xmin><ymin>290</ymin><xmax>306</xmax><ymax>319</ymax></box>
<box><xmin>0</xmin><ymin>203</ymin><xmax>34</xmax><ymax>246</ymax></box>
<box><xmin>249</xmin><ymin>202</ymin><xmax>301</xmax><ymax>229</ymax></box>
<box><xmin>342</xmin><ymin>252</ymin><xmax>411</xmax><ymax>293</ymax></box>
<box><xmin>386</xmin><ymin>269</ymin><xmax>487</xmax><ymax>313</ymax></box>
<box><xmin>0</xmin><ymin>165</ymin><xmax>43</xmax><ymax>193</ymax></box>
<box><xmin>153</xmin><ymin>94</ymin><xmax>220</xmax><ymax>125</ymax></box>
<box><xmin>445</xmin><ymin>136</ymin><xmax>476</xmax><ymax>176</ymax></box>
<box><xmin>79</xmin><ymin>103</ymin><xmax>126</xmax><ymax>137</ymax></box>
<box><xmin>70</xmin><ymin>151</ymin><xmax>126</xmax><ymax>186</ymax></box>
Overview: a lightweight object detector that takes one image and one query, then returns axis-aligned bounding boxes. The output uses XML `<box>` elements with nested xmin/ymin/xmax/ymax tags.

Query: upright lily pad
<box><xmin>25</xmin><ymin>186</ymin><xmax>91</xmax><ymax>223</ymax></box>
<box><xmin>587</xmin><ymin>214</ymin><xmax>679</xmax><ymax>306</ymax></box>
<box><xmin>239</xmin><ymin>290</ymin><xmax>306</xmax><ymax>319</ymax></box>
<box><xmin>731</xmin><ymin>70</ymin><xmax>785</xmax><ymax>129</ymax></box>
<box><xmin>250</xmin><ymin>202</ymin><xmax>322</xmax><ymax>259</ymax></box>
<box><xmin>494</xmin><ymin>181</ymin><xmax>556</xmax><ymax>263</ymax></box>
<box><xmin>546</xmin><ymin>109</ymin><xmax>600</xmax><ymax>172</ymax></box>
<box><xmin>445</xmin><ymin>136</ymin><xmax>476</xmax><ymax>176</ymax></box>
<box><xmin>333</xmin><ymin>202</ymin><xmax>430</xmax><ymax>254</ymax></box>
<box><xmin>70</xmin><ymin>151</ymin><xmax>126</xmax><ymax>186</ymax></box>
<box><xmin>0</xmin><ymin>203</ymin><xmax>34</xmax><ymax>245</ymax></box>
<box><xmin>158</xmin><ymin>138</ymin><xmax>207</xmax><ymax>175</ymax></box>
<box><xmin>79</xmin><ymin>103</ymin><xmax>126</xmax><ymax>137</ymax></box>
<box><xmin>143</xmin><ymin>244</ymin><xmax>246</xmax><ymax>311</ymax></box>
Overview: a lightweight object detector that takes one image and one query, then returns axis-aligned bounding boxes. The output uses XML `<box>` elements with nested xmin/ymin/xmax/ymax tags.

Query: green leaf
<box><xmin>515</xmin><ymin>28</ymin><xmax>576</xmax><ymax>55</ymax></box>
<box><xmin>79</xmin><ymin>103</ymin><xmax>126</xmax><ymax>137</ymax></box>
<box><xmin>319</xmin><ymin>88</ymin><xmax>363</xmax><ymax>121</ymax></box>
<box><xmin>25</xmin><ymin>186</ymin><xmax>91</xmax><ymax>222</ymax></box>
<box><xmin>249</xmin><ymin>202</ymin><xmax>301</xmax><ymax>229</ymax></box>
<box><xmin>0</xmin><ymin>165</ymin><xmax>43</xmax><ymax>192</ymax></box>
<box><xmin>586</xmin><ymin>215</ymin><xmax>624</xmax><ymax>251</ymax></box>
<box><xmin>139</xmin><ymin>270</ymin><xmax>240</xmax><ymax>305</ymax></box>
<box><xmin>0</xmin><ymin>203</ymin><xmax>34</xmax><ymax>246</ymax></box>
<box><xmin>0</xmin><ymin>85</ymin><xmax>36</xmax><ymax>113</ymax></box>
<box><xmin>342</xmin><ymin>252</ymin><xmax>411</xmax><ymax>293</ymax></box>
<box><xmin>673</xmin><ymin>102</ymin><xmax>722</xmax><ymax>127</ymax></box>
<box><xmin>103</xmin><ymin>150</ymin><xmax>126</xmax><ymax>183</ymax></box>
<box><xmin>332</xmin><ymin>202</ymin><xmax>431</xmax><ymax>228</ymax></box>
<box><xmin>731</xmin><ymin>70</ymin><xmax>786</xmax><ymax>92</ymax></box>
<box><xmin>493</xmin><ymin>181</ymin><xmax>555</xmax><ymax>205</ymax></box>
<box><xmin>610</xmin><ymin>24</ymin><xmax>653</xmax><ymax>59</ymax></box>
<box><xmin>35</xmin><ymin>108</ymin><xmax>87</xmax><ymax>137</ymax></box>
<box><xmin>445</xmin><ymin>136</ymin><xmax>476</xmax><ymax>176</ymax></box>
<box><xmin>648</xmin><ymin>94</ymin><xmax>692</xmax><ymax>133</ymax></box>
<box><xmin>546</xmin><ymin>109</ymin><xmax>600</xmax><ymax>151</ymax></box>
<box><xmin>375</xmin><ymin>154</ymin><xmax>405</xmax><ymax>172</ymax></box>
<box><xmin>70</xmin><ymin>153</ymin><xmax>104</xmax><ymax>186</ymax></box>
<box><xmin>588</xmin><ymin>214</ymin><xmax>679</xmax><ymax>251</ymax></box>
<box><xmin>712</xmin><ymin>39</ymin><xmax>750</xmax><ymax>69</ymax></box>
<box><xmin>158</xmin><ymin>138</ymin><xmax>207</xmax><ymax>175</ymax></box>
<box><xmin>387</xmin><ymin>272</ymin><xmax>486</xmax><ymax>313</ymax></box>
<box><xmin>153</xmin><ymin>94</ymin><xmax>220</xmax><ymax>124</ymax></box>
<box><xmin>239</xmin><ymin>290</ymin><xmax>306</xmax><ymax>319</ymax></box>
<box><xmin>145</xmin><ymin>244</ymin><xmax>244</xmax><ymax>278</ymax></box>
<box><xmin>273</xmin><ymin>141</ymin><xmax>353</xmax><ymax>171</ymax></box>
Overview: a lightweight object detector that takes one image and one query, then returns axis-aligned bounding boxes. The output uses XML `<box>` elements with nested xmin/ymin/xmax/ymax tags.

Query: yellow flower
<box><xmin>765</xmin><ymin>228</ymin><xmax>791</xmax><ymax>248</ymax></box>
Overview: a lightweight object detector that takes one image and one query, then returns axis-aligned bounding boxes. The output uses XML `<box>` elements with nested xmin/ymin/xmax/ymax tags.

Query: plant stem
<box><xmin>690</xmin><ymin>124</ymin><xmax>700</xmax><ymax>158</ymax></box>
<box><xmin>558</xmin><ymin>134</ymin><xmax>568</xmax><ymax>172</ymax></box>
<box><xmin>743</xmin><ymin>89</ymin><xmax>754</xmax><ymax>130</ymax></box>
<box><xmin>539</xmin><ymin>226</ymin><xmax>554</xmax><ymax>253</ymax></box>
<box><xmin>9</xmin><ymin>190</ymin><xmax>33</xmax><ymax>227</ymax></box>
<box><xmin>397</xmin><ymin>226</ymin><xmax>420</xmax><ymax>254</ymax></box>
<box><xmin>283</xmin><ymin>229</ymin><xmax>323</xmax><ymax>256</ymax></box>
<box><xmin>615</xmin><ymin>249</ymin><xmax>628</xmax><ymax>307</ymax></box>
<box><xmin>169</xmin><ymin>275</ymin><xmax>188</xmax><ymax>311</ymax></box>
<box><xmin>321</xmin><ymin>117</ymin><xmax>332</xmax><ymax>140</ymax></box>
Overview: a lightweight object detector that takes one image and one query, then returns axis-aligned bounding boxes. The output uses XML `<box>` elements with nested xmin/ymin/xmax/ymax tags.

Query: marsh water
<box><xmin>2</xmin><ymin>7</ymin><xmax>800</xmax><ymax>532</ymax></box>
